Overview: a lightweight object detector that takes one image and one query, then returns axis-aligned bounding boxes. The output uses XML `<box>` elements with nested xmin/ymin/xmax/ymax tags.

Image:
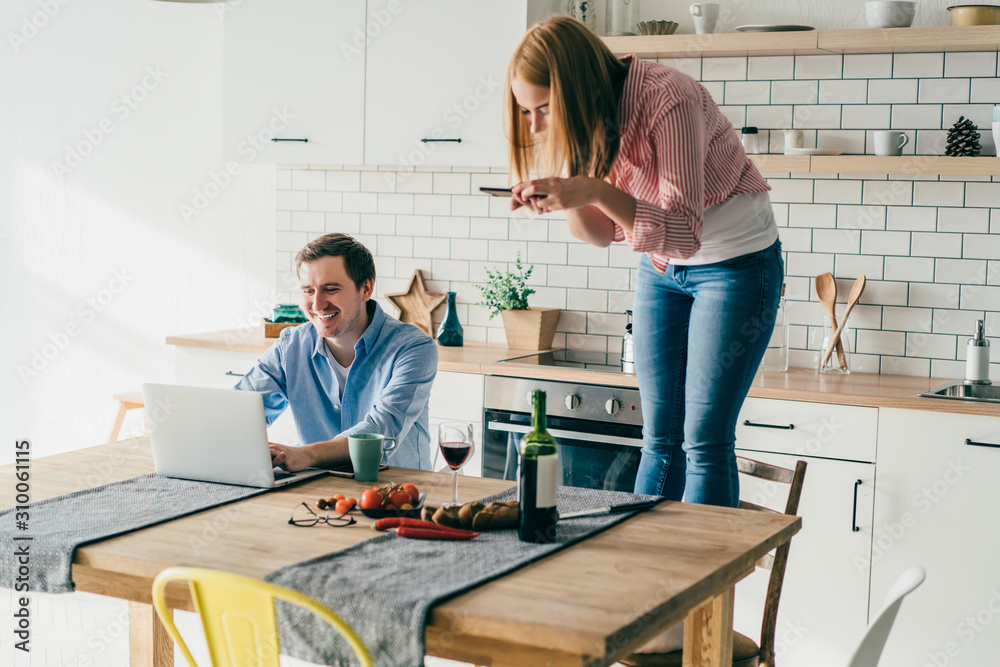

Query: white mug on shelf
<box><xmin>874</xmin><ymin>130</ymin><xmax>909</xmax><ymax>156</ymax></box>
<box><xmin>689</xmin><ymin>3</ymin><xmax>720</xmax><ymax>34</ymax></box>
<box><xmin>783</xmin><ymin>129</ymin><xmax>804</xmax><ymax>150</ymax></box>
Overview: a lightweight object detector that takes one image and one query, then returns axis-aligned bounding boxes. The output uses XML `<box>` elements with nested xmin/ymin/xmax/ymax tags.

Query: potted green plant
<box><xmin>474</xmin><ymin>253</ymin><xmax>560</xmax><ymax>350</ymax></box>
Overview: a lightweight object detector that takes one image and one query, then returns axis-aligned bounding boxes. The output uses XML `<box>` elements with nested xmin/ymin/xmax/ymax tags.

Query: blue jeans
<box><xmin>632</xmin><ymin>240</ymin><xmax>783</xmax><ymax>507</ymax></box>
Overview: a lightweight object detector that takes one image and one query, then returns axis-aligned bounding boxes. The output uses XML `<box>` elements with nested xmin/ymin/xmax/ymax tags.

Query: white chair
<box><xmin>844</xmin><ymin>566</ymin><xmax>926</xmax><ymax>667</ymax></box>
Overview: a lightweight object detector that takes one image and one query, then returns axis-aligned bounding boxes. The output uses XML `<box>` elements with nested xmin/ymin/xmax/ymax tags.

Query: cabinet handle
<box><xmin>225</xmin><ymin>371</ymin><xmax>245</xmax><ymax>377</ymax></box>
<box><xmin>742</xmin><ymin>419</ymin><xmax>794</xmax><ymax>430</ymax></box>
<box><xmin>420</xmin><ymin>138</ymin><xmax>461</xmax><ymax>143</ymax></box>
<box><xmin>851</xmin><ymin>479</ymin><xmax>862</xmax><ymax>533</ymax></box>
<box><xmin>271</xmin><ymin>138</ymin><xmax>308</xmax><ymax>143</ymax></box>
<box><xmin>965</xmin><ymin>438</ymin><xmax>1000</xmax><ymax>449</ymax></box>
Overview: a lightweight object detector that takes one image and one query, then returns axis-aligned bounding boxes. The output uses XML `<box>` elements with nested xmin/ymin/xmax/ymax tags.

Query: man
<box><xmin>235</xmin><ymin>233</ymin><xmax>437</xmax><ymax>471</ymax></box>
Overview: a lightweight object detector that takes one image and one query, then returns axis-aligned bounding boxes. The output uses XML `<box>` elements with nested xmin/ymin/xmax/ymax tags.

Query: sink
<box><xmin>919</xmin><ymin>381</ymin><xmax>1000</xmax><ymax>403</ymax></box>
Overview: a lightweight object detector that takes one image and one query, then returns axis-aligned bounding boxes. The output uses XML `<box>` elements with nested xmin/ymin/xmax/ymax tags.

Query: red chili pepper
<box><xmin>395</xmin><ymin>526</ymin><xmax>479</xmax><ymax>540</ymax></box>
<box><xmin>372</xmin><ymin>517</ymin><xmax>470</xmax><ymax>535</ymax></box>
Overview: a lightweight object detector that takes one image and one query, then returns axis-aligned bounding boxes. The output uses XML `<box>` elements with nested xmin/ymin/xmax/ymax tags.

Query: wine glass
<box><xmin>438</xmin><ymin>421</ymin><xmax>474</xmax><ymax>506</ymax></box>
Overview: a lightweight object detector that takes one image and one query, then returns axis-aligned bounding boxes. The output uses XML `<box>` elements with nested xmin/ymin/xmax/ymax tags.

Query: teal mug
<box><xmin>348</xmin><ymin>433</ymin><xmax>397</xmax><ymax>482</ymax></box>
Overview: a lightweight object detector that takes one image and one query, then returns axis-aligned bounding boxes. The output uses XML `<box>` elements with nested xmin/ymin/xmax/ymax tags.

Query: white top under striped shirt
<box><xmin>609</xmin><ymin>56</ymin><xmax>777</xmax><ymax>271</ymax></box>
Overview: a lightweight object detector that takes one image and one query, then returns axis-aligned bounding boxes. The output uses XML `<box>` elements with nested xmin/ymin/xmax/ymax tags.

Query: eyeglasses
<box><xmin>288</xmin><ymin>502</ymin><xmax>356</xmax><ymax>528</ymax></box>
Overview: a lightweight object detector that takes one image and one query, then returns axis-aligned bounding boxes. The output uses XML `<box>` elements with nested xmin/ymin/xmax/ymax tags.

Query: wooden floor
<box><xmin>1</xmin><ymin>588</ymin><xmax>470</xmax><ymax>666</ymax></box>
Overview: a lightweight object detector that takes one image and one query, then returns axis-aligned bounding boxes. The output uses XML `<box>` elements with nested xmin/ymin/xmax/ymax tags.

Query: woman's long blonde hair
<box><xmin>505</xmin><ymin>14</ymin><xmax>629</xmax><ymax>184</ymax></box>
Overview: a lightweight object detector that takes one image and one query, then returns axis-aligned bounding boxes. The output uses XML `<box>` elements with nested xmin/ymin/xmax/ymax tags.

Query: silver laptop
<box><xmin>142</xmin><ymin>383</ymin><xmax>328</xmax><ymax>488</ymax></box>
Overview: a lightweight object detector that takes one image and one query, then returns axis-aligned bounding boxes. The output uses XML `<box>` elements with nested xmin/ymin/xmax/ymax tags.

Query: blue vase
<box><xmin>436</xmin><ymin>292</ymin><xmax>464</xmax><ymax>346</ymax></box>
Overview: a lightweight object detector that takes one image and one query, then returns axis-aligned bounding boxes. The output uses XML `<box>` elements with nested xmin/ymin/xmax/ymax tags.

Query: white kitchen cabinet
<box><xmin>428</xmin><ymin>371</ymin><xmax>485</xmax><ymax>476</ymax></box>
<box><xmin>363</xmin><ymin>0</ymin><xmax>528</xmax><ymax>167</ymax></box>
<box><xmin>870</xmin><ymin>408</ymin><xmax>1000</xmax><ymax>667</ymax></box>
<box><xmin>732</xmin><ymin>397</ymin><xmax>878</xmax><ymax>667</ymax></box>
<box><xmin>222</xmin><ymin>0</ymin><xmax>366</xmax><ymax>165</ymax></box>
<box><xmin>733</xmin><ymin>449</ymin><xmax>875</xmax><ymax>667</ymax></box>
<box><xmin>174</xmin><ymin>345</ymin><xmax>299</xmax><ymax>446</ymax></box>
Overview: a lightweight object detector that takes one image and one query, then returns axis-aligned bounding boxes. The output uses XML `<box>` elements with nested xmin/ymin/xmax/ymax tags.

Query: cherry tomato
<box><xmin>333</xmin><ymin>493</ymin><xmax>346</xmax><ymax>501</ymax></box>
<box><xmin>360</xmin><ymin>489</ymin><xmax>383</xmax><ymax>510</ymax></box>
<box><xmin>334</xmin><ymin>498</ymin><xmax>356</xmax><ymax>515</ymax></box>
<box><xmin>384</xmin><ymin>503</ymin><xmax>396</xmax><ymax>510</ymax></box>
<box><xmin>400</xmin><ymin>483</ymin><xmax>420</xmax><ymax>504</ymax></box>
<box><xmin>390</xmin><ymin>491</ymin><xmax>411</xmax><ymax>507</ymax></box>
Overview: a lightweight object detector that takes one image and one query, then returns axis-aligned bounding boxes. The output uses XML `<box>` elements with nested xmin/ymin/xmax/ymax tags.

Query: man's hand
<box><xmin>270</xmin><ymin>442</ymin><xmax>315</xmax><ymax>472</ymax></box>
<box><xmin>511</xmin><ymin>176</ymin><xmax>604</xmax><ymax>214</ymax></box>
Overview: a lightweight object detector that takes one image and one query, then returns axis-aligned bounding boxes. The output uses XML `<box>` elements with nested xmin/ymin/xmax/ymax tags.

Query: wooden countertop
<box><xmin>167</xmin><ymin>329</ymin><xmax>1000</xmax><ymax>418</ymax></box>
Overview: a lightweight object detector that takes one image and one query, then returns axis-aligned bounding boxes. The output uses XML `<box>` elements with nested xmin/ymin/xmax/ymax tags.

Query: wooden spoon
<box><xmin>814</xmin><ymin>273</ymin><xmax>847</xmax><ymax>370</ymax></box>
<box><xmin>821</xmin><ymin>275</ymin><xmax>867</xmax><ymax>369</ymax></box>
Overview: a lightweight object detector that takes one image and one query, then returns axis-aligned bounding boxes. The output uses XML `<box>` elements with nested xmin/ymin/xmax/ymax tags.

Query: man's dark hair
<box><xmin>294</xmin><ymin>233</ymin><xmax>376</xmax><ymax>289</ymax></box>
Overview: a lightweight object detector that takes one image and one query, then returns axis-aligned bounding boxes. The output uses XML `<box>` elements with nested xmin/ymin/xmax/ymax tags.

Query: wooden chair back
<box><xmin>736</xmin><ymin>456</ymin><xmax>808</xmax><ymax>667</ymax></box>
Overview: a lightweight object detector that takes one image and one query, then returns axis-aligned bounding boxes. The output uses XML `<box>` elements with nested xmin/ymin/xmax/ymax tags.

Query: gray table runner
<box><xmin>267</xmin><ymin>486</ymin><xmax>662</xmax><ymax>667</ymax></box>
<box><xmin>0</xmin><ymin>473</ymin><xmax>267</xmax><ymax>593</ymax></box>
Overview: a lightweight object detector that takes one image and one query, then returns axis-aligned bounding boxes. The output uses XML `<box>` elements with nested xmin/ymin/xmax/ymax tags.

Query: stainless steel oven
<box><xmin>482</xmin><ymin>374</ymin><xmax>644</xmax><ymax>492</ymax></box>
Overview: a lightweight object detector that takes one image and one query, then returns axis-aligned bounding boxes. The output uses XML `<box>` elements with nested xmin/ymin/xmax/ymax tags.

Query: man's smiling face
<box><xmin>298</xmin><ymin>255</ymin><xmax>372</xmax><ymax>340</ymax></box>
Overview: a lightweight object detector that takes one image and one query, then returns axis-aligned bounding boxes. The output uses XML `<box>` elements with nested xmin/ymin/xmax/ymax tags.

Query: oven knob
<box><xmin>564</xmin><ymin>394</ymin><xmax>580</xmax><ymax>410</ymax></box>
<box><xmin>605</xmin><ymin>398</ymin><xmax>622</xmax><ymax>415</ymax></box>
<box><xmin>526</xmin><ymin>392</ymin><xmax>535</xmax><ymax>408</ymax></box>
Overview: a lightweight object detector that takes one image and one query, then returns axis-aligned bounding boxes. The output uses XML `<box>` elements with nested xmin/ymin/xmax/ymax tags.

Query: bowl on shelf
<box><xmin>865</xmin><ymin>0</ymin><xmax>916</xmax><ymax>28</ymax></box>
<box><xmin>947</xmin><ymin>4</ymin><xmax>1000</xmax><ymax>25</ymax></box>
<box><xmin>636</xmin><ymin>20</ymin><xmax>679</xmax><ymax>35</ymax></box>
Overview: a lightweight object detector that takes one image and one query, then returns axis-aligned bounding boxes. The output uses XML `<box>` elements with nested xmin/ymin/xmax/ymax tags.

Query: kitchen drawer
<box><xmin>736</xmin><ymin>397</ymin><xmax>877</xmax><ymax>463</ymax></box>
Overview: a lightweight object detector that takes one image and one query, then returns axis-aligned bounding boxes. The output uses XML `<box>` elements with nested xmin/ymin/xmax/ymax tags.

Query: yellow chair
<box><xmin>152</xmin><ymin>567</ymin><xmax>373</xmax><ymax>667</ymax></box>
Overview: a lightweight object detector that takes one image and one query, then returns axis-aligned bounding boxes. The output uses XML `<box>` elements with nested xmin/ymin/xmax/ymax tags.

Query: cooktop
<box><xmin>498</xmin><ymin>349</ymin><xmax>633</xmax><ymax>375</ymax></box>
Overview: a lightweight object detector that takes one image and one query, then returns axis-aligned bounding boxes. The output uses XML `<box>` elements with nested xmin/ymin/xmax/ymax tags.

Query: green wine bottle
<box><xmin>518</xmin><ymin>389</ymin><xmax>559</xmax><ymax>543</ymax></box>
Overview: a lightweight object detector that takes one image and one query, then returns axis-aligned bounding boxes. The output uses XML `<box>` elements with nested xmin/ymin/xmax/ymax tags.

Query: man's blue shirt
<box><xmin>235</xmin><ymin>300</ymin><xmax>437</xmax><ymax>470</ymax></box>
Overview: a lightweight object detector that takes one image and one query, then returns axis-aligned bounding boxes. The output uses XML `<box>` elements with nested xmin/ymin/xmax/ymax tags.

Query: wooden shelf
<box><xmin>605</xmin><ymin>24</ymin><xmax>1000</xmax><ymax>59</ymax></box>
<box><xmin>749</xmin><ymin>154</ymin><xmax>1000</xmax><ymax>175</ymax></box>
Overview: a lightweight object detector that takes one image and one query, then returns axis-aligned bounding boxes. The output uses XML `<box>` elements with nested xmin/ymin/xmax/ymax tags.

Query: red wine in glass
<box><xmin>439</xmin><ymin>441</ymin><xmax>472</xmax><ymax>469</ymax></box>
<box><xmin>438</xmin><ymin>422</ymin><xmax>474</xmax><ymax>505</ymax></box>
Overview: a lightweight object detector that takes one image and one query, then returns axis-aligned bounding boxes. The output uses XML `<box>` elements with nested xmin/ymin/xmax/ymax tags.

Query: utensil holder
<box><xmin>819</xmin><ymin>314</ymin><xmax>851</xmax><ymax>375</ymax></box>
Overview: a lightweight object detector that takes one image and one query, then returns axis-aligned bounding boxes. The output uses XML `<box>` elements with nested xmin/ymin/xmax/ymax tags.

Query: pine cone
<box><xmin>945</xmin><ymin>115</ymin><xmax>982</xmax><ymax>157</ymax></box>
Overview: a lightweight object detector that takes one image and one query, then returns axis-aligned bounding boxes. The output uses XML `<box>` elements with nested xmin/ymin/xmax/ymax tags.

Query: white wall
<box><xmin>0</xmin><ymin>0</ymin><xmax>275</xmax><ymax>464</ymax></box>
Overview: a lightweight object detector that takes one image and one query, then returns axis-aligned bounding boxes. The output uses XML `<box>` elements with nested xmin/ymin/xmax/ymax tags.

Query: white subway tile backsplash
<box><xmin>772</xmin><ymin>80</ymin><xmax>819</xmax><ymax>105</ymax></box>
<box><xmin>910</xmin><ymin>232</ymin><xmax>962</xmax><ymax>258</ymax></box>
<box><xmin>325</xmin><ymin>171</ymin><xmax>361</xmax><ymax>191</ymax></box>
<box><xmin>910</xmin><ymin>282</ymin><xmax>959</xmax><ymax>308</ymax></box>
<box><xmin>725</xmin><ymin>81</ymin><xmax>771</xmax><ymax>105</ymax></box>
<box><xmin>793</xmin><ymin>105</ymin><xmax>842</xmax><ymax>129</ymax></box>
<box><xmin>273</xmin><ymin>44</ymin><xmax>1000</xmax><ymax>375</ymax></box>
<box><xmin>884</xmin><ymin>256</ymin><xmax>935</xmax><ymax>282</ymax></box>
<box><xmin>836</xmin><ymin>254</ymin><xmax>885</xmax><ymax>280</ymax></box>
<box><xmin>432</xmin><ymin>173</ymin><xmax>470</xmax><ymax>195</ymax></box>
<box><xmin>844</xmin><ymin>53</ymin><xmax>893</xmax><ymax>79</ymax></box>
<box><xmin>944</xmin><ymin>51</ymin><xmax>997</xmax><ymax>78</ymax></box>
<box><xmin>937</xmin><ymin>258</ymin><xmax>988</xmax><ymax>285</ymax></box>
<box><xmin>842</xmin><ymin>105</ymin><xmax>890</xmax><ymax>130</ymax></box>
<box><xmin>817</xmin><ymin>79</ymin><xmax>866</xmax><ymax>105</ymax></box>
<box><xmin>867</xmin><ymin>79</ymin><xmax>917</xmax><ymax>104</ymax></box>
<box><xmin>912</xmin><ymin>181</ymin><xmax>963</xmax><ymax>207</ymax></box>
<box><xmin>960</xmin><ymin>284</ymin><xmax>1000</xmax><ymax>311</ymax></box>
<box><xmin>795</xmin><ymin>55</ymin><xmax>842</xmax><ymax>80</ymax></box>
<box><xmin>660</xmin><ymin>57</ymin><xmax>702</xmax><ymax>78</ymax></box>
<box><xmin>748</xmin><ymin>55</ymin><xmax>794</xmax><ymax>80</ymax></box>
<box><xmin>813</xmin><ymin>228</ymin><xmax>860</xmax><ymax>253</ymax></box>
<box><xmin>889</xmin><ymin>104</ymin><xmax>942</xmax><ymax>130</ymax></box>
<box><xmin>918</xmin><ymin>78</ymin><xmax>971</xmax><ymax>104</ymax></box>
<box><xmin>702</xmin><ymin>57</ymin><xmax>748</xmax><ymax>81</ymax></box>
<box><xmin>894</xmin><ymin>53</ymin><xmax>944</xmax><ymax>78</ymax></box>
<box><xmin>861</xmin><ymin>230</ymin><xmax>910</xmax><ymax>256</ymax></box>
<box><xmin>962</xmin><ymin>233</ymin><xmax>1000</xmax><ymax>260</ymax></box>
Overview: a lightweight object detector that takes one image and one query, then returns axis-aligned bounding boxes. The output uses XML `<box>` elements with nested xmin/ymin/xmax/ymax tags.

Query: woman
<box><xmin>505</xmin><ymin>15</ymin><xmax>783</xmax><ymax>509</ymax></box>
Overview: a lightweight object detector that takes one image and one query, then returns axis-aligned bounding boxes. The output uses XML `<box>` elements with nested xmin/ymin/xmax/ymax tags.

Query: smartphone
<box><xmin>479</xmin><ymin>186</ymin><xmax>547</xmax><ymax>199</ymax></box>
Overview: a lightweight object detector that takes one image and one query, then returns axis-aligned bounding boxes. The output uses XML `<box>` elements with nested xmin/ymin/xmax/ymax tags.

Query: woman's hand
<box><xmin>510</xmin><ymin>177</ymin><xmax>604</xmax><ymax>214</ymax></box>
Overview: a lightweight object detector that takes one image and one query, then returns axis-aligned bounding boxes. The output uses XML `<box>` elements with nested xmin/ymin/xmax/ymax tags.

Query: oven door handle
<box><xmin>486</xmin><ymin>421</ymin><xmax>645</xmax><ymax>449</ymax></box>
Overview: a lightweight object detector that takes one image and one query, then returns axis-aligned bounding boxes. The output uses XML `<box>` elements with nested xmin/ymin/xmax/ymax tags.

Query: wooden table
<box><xmin>1</xmin><ymin>438</ymin><xmax>800</xmax><ymax>667</ymax></box>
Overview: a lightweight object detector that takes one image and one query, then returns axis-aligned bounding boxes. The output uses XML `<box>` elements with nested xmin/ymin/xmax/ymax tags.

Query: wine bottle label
<box><xmin>535</xmin><ymin>453</ymin><xmax>558</xmax><ymax>508</ymax></box>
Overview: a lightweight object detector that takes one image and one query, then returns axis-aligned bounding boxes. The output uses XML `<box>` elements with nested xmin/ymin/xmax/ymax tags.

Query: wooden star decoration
<box><xmin>384</xmin><ymin>269</ymin><xmax>447</xmax><ymax>337</ymax></box>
